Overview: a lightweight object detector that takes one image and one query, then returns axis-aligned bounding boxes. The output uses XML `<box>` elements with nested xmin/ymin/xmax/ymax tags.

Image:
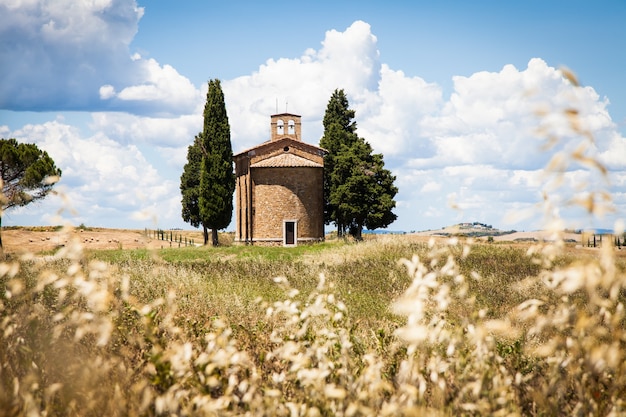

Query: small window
<box><xmin>288</xmin><ymin>119</ymin><xmax>295</xmax><ymax>134</ymax></box>
<box><xmin>277</xmin><ymin>119</ymin><xmax>284</xmax><ymax>134</ymax></box>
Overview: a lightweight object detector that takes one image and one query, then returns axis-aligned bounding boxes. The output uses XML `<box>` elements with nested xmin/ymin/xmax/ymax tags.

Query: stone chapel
<box><xmin>233</xmin><ymin>113</ymin><xmax>326</xmax><ymax>246</ymax></box>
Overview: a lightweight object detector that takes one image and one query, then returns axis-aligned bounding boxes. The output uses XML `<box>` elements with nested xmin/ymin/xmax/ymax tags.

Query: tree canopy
<box><xmin>322</xmin><ymin>89</ymin><xmax>357</xmax><ymax>135</ymax></box>
<box><xmin>320</xmin><ymin>89</ymin><xmax>398</xmax><ymax>239</ymax></box>
<box><xmin>180</xmin><ymin>134</ymin><xmax>203</xmax><ymax>228</ymax></box>
<box><xmin>180</xmin><ymin>79</ymin><xmax>235</xmax><ymax>246</ymax></box>
<box><xmin>0</xmin><ymin>138</ymin><xmax>62</xmax><ymax>247</ymax></box>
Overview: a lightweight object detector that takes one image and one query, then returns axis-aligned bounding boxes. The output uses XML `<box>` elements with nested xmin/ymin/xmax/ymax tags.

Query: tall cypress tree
<box><xmin>322</xmin><ymin>89</ymin><xmax>357</xmax><ymax>135</ymax></box>
<box><xmin>180</xmin><ymin>79</ymin><xmax>234</xmax><ymax>246</ymax></box>
<box><xmin>320</xmin><ymin>89</ymin><xmax>398</xmax><ymax>240</ymax></box>
<box><xmin>320</xmin><ymin>89</ymin><xmax>359</xmax><ymax>236</ymax></box>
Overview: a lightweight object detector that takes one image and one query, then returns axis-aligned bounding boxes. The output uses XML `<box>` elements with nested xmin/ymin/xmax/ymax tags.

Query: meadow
<box><xmin>1</xmin><ymin>232</ymin><xmax>625</xmax><ymax>416</ymax></box>
<box><xmin>2</xmin><ymin>77</ymin><xmax>625</xmax><ymax>415</ymax></box>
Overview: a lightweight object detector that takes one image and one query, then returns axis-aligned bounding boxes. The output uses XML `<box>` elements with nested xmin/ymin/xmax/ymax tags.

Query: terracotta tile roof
<box><xmin>251</xmin><ymin>153</ymin><xmax>322</xmax><ymax>168</ymax></box>
<box><xmin>233</xmin><ymin>137</ymin><xmax>327</xmax><ymax>157</ymax></box>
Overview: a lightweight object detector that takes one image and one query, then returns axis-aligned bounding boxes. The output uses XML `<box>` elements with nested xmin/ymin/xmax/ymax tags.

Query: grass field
<box><xmin>3</xmin><ymin>62</ymin><xmax>623</xmax><ymax>415</ymax></box>
<box><xmin>2</xmin><ymin>232</ymin><xmax>625</xmax><ymax>416</ymax></box>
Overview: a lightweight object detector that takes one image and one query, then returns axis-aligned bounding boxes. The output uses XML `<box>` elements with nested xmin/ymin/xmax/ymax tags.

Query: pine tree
<box><xmin>320</xmin><ymin>89</ymin><xmax>398</xmax><ymax>240</ymax></box>
<box><xmin>0</xmin><ymin>138</ymin><xmax>62</xmax><ymax>249</ymax></box>
<box><xmin>180</xmin><ymin>79</ymin><xmax>234</xmax><ymax>246</ymax></box>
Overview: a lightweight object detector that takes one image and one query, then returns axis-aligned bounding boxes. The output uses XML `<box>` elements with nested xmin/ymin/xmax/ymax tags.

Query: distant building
<box><xmin>233</xmin><ymin>113</ymin><xmax>326</xmax><ymax>246</ymax></box>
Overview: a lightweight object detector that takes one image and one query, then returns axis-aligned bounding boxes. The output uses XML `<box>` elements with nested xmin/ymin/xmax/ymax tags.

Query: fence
<box><xmin>144</xmin><ymin>228</ymin><xmax>197</xmax><ymax>248</ymax></box>
<box><xmin>582</xmin><ymin>232</ymin><xmax>625</xmax><ymax>249</ymax></box>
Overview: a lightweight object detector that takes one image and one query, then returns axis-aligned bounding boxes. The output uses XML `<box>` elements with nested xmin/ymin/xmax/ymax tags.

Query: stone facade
<box><xmin>234</xmin><ymin>113</ymin><xmax>326</xmax><ymax>246</ymax></box>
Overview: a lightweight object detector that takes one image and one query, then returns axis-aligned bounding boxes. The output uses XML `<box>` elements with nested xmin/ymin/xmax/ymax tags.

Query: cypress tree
<box><xmin>322</xmin><ymin>89</ymin><xmax>357</xmax><ymax>134</ymax></box>
<box><xmin>180</xmin><ymin>79</ymin><xmax>235</xmax><ymax>246</ymax></box>
<box><xmin>320</xmin><ymin>89</ymin><xmax>398</xmax><ymax>240</ymax></box>
<box><xmin>198</xmin><ymin>79</ymin><xmax>235</xmax><ymax>246</ymax></box>
<box><xmin>320</xmin><ymin>90</ymin><xmax>359</xmax><ymax>236</ymax></box>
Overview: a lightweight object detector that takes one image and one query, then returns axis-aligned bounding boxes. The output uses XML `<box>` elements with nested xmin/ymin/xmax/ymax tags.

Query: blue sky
<box><xmin>1</xmin><ymin>0</ymin><xmax>625</xmax><ymax>233</ymax></box>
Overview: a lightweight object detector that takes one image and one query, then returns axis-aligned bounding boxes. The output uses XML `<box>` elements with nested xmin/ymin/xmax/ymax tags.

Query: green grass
<box><xmin>83</xmin><ymin>238</ymin><xmax>584</xmax><ymax>327</ymax></box>
<box><xmin>84</xmin><ymin>238</ymin><xmax>422</xmax><ymax>329</ymax></box>
<box><xmin>3</xmin><ymin>235</ymin><xmax>626</xmax><ymax>416</ymax></box>
<box><xmin>87</xmin><ymin>238</ymin><xmax>342</xmax><ymax>263</ymax></box>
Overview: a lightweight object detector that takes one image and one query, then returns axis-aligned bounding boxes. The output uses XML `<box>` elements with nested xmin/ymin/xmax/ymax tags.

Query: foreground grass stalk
<box><xmin>1</xmin><ymin>230</ymin><xmax>625</xmax><ymax>416</ymax></box>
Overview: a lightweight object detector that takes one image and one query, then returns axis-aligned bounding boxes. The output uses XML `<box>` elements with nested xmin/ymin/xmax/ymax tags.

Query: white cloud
<box><xmin>224</xmin><ymin>20</ymin><xmax>442</xmax><ymax>155</ymax></box>
<box><xmin>357</xmin><ymin>65</ymin><xmax>442</xmax><ymax>156</ymax></box>
<box><xmin>0</xmin><ymin>0</ymin><xmax>201</xmax><ymax>115</ymax></box>
<box><xmin>6</xmin><ymin>120</ymin><xmax>182</xmax><ymax>228</ymax></box>
<box><xmin>99</xmin><ymin>85</ymin><xmax>116</xmax><ymax>100</ymax></box>
<box><xmin>2</xmin><ymin>15</ymin><xmax>624</xmax><ymax>232</ymax></box>
<box><xmin>89</xmin><ymin>111</ymin><xmax>202</xmax><ymax>148</ymax></box>
<box><xmin>105</xmin><ymin>58</ymin><xmax>203</xmax><ymax>115</ymax></box>
<box><xmin>0</xmin><ymin>0</ymin><xmax>140</xmax><ymax>110</ymax></box>
<box><xmin>420</xmin><ymin>181</ymin><xmax>442</xmax><ymax>193</ymax></box>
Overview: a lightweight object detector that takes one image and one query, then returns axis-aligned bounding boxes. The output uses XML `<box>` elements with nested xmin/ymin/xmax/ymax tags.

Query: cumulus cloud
<box><xmin>101</xmin><ymin>57</ymin><xmax>203</xmax><ymax>115</ymax></box>
<box><xmin>89</xmin><ymin>111</ymin><xmax>202</xmax><ymax>148</ymax></box>
<box><xmin>0</xmin><ymin>0</ymin><xmax>201</xmax><ymax>115</ymax></box>
<box><xmin>6</xmin><ymin>120</ymin><xmax>180</xmax><ymax>228</ymax></box>
<box><xmin>2</xmin><ymin>12</ymin><xmax>624</xmax><ymax>232</ymax></box>
<box><xmin>221</xmin><ymin>22</ymin><xmax>624</xmax><ymax>230</ymax></box>
<box><xmin>223</xmin><ymin>20</ymin><xmax>444</xmax><ymax>156</ymax></box>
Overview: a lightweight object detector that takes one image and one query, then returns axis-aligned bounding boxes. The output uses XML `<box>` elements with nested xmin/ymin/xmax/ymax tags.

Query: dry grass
<box><xmin>1</xmin><ymin>231</ymin><xmax>625</xmax><ymax>416</ymax></box>
<box><xmin>0</xmin><ymin>227</ymin><xmax>212</xmax><ymax>253</ymax></box>
<box><xmin>2</xmin><ymin>69</ymin><xmax>626</xmax><ymax>416</ymax></box>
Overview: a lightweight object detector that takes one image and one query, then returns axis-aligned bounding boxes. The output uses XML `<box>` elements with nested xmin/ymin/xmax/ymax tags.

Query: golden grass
<box><xmin>1</xmin><ymin>232</ymin><xmax>625</xmax><ymax>416</ymax></box>
<box><xmin>2</xmin><ymin>67</ymin><xmax>625</xmax><ymax>416</ymax></box>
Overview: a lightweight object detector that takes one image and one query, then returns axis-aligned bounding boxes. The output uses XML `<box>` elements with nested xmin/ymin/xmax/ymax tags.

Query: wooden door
<box><xmin>285</xmin><ymin>221</ymin><xmax>295</xmax><ymax>246</ymax></box>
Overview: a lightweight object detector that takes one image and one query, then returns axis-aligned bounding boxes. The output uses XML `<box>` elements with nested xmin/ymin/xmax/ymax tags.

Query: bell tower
<box><xmin>270</xmin><ymin>113</ymin><xmax>302</xmax><ymax>142</ymax></box>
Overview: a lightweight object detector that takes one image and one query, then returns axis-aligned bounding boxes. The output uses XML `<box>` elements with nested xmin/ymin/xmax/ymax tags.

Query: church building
<box><xmin>233</xmin><ymin>113</ymin><xmax>326</xmax><ymax>246</ymax></box>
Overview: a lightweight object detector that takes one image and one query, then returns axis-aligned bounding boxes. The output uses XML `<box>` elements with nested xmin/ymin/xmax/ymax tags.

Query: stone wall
<box><xmin>270</xmin><ymin>113</ymin><xmax>302</xmax><ymax>142</ymax></box>
<box><xmin>234</xmin><ymin>165</ymin><xmax>251</xmax><ymax>243</ymax></box>
<box><xmin>251</xmin><ymin>166</ymin><xmax>324</xmax><ymax>243</ymax></box>
<box><xmin>234</xmin><ymin>115</ymin><xmax>326</xmax><ymax>246</ymax></box>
